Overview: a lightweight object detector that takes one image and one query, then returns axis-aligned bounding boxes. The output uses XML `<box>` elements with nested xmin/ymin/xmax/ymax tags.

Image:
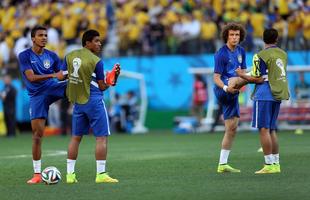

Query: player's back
<box><xmin>66</xmin><ymin>48</ymin><xmax>103</xmax><ymax>104</ymax></box>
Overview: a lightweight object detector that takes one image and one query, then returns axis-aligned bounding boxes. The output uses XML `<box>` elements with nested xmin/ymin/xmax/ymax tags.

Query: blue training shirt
<box><xmin>63</xmin><ymin>59</ymin><xmax>105</xmax><ymax>98</ymax></box>
<box><xmin>214</xmin><ymin>45</ymin><xmax>246</xmax><ymax>86</ymax></box>
<box><xmin>18</xmin><ymin>48</ymin><xmax>61</xmax><ymax>97</ymax></box>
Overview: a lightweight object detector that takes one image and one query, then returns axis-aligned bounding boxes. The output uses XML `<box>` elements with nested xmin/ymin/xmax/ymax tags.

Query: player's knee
<box><xmin>72</xmin><ymin>136</ymin><xmax>82</xmax><ymax>143</ymax></box>
<box><xmin>32</xmin><ymin>134</ymin><xmax>42</xmax><ymax>144</ymax></box>
<box><xmin>96</xmin><ymin>136</ymin><xmax>107</xmax><ymax>143</ymax></box>
<box><xmin>230</xmin><ymin>125</ymin><xmax>238</xmax><ymax>133</ymax></box>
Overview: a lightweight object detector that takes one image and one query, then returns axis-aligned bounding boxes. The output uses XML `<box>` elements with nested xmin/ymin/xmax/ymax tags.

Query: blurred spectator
<box><xmin>302</xmin><ymin>7</ymin><xmax>310</xmax><ymax>49</ymax></box>
<box><xmin>241</xmin><ymin>19</ymin><xmax>254</xmax><ymax>51</ymax></box>
<box><xmin>200</xmin><ymin>15</ymin><xmax>217</xmax><ymax>53</ymax></box>
<box><xmin>0</xmin><ymin>74</ymin><xmax>16</xmax><ymax>137</ymax></box>
<box><xmin>120</xmin><ymin>90</ymin><xmax>138</xmax><ymax>132</ymax></box>
<box><xmin>250</xmin><ymin>7</ymin><xmax>266</xmax><ymax>51</ymax></box>
<box><xmin>179</xmin><ymin>13</ymin><xmax>201</xmax><ymax>54</ymax></box>
<box><xmin>295</xmin><ymin>72</ymin><xmax>310</xmax><ymax>100</ymax></box>
<box><xmin>149</xmin><ymin>14</ymin><xmax>166</xmax><ymax>54</ymax></box>
<box><xmin>109</xmin><ymin>93</ymin><xmax>122</xmax><ymax>132</ymax></box>
<box><xmin>1</xmin><ymin>0</ymin><xmax>310</xmax><ymax>59</ymax></box>
<box><xmin>191</xmin><ymin>74</ymin><xmax>207</xmax><ymax>123</ymax></box>
<box><xmin>45</xmin><ymin>19</ymin><xmax>60</xmax><ymax>49</ymax></box>
<box><xmin>13</xmin><ymin>27</ymin><xmax>31</xmax><ymax>57</ymax></box>
<box><xmin>272</xmin><ymin>14</ymin><xmax>287</xmax><ymax>49</ymax></box>
<box><xmin>286</xmin><ymin>10</ymin><xmax>302</xmax><ymax>50</ymax></box>
<box><xmin>0</xmin><ymin>32</ymin><xmax>10</xmax><ymax>66</ymax></box>
<box><xmin>48</xmin><ymin>101</ymin><xmax>61</xmax><ymax>128</ymax></box>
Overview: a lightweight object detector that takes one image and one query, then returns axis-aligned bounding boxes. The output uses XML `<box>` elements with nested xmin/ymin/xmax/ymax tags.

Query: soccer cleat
<box><xmin>95</xmin><ymin>173</ymin><xmax>119</xmax><ymax>183</ymax></box>
<box><xmin>105</xmin><ymin>63</ymin><xmax>120</xmax><ymax>86</ymax></box>
<box><xmin>27</xmin><ymin>173</ymin><xmax>42</xmax><ymax>184</ymax></box>
<box><xmin>257</xmin><ymin>147</ymin><xmax>263</xmax><ymax>152</ymax></box>
<box><xmin>255</xmin><ymin>164</ymin><xmax>277</xmax><ymax>174</ymax></box>
<box><xmin>217</xmin><ymin>164</ymin><xmax>241</xmax><ymax>173</ymax></box>
<box><xmin>273</xmin><ymin>163</ymin><xmax>281</xmax><ymax>173</ymax></box>
<box><xmin>66</xmin><ymin>173</ymin><xmax>78</xmax><ymax>184</ymax></box>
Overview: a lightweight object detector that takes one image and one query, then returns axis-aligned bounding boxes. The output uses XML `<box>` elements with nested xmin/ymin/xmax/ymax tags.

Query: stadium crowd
<box><xmin>0</xmin><ymin>0</ymin><xmax>310</xmax><ymax>73</ymax></box>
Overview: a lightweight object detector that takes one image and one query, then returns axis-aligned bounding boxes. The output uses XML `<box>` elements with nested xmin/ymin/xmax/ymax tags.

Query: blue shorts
<box><xmin>214</xmin><ymin>87</ymin><xmax>239</xmax><ymax>120</ymax></box>
<box><xmin>72</xmin><ymin>97</ymin><xmax>110</xmax><ymax>137</ymax></box>
<box><xmin>29</xmin><ymin>81</ymin><xmax>66</xmax><ymax>120</ymax></box>
<box><xmin>252</xmin><ymin>100</ymin><xmax>280</xmax><ymax>130</ymax></box>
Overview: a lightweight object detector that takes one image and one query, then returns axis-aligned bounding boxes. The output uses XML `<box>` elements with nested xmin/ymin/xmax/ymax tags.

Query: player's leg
<box><xmin>66</xmin><ymin>135</ymin><xmax>82</xmax><ymax>183</ymax></box>
<box><xmin>94</xmin><ymin>136</ymin><xmax>118</xmax><ymax>183</ymax></box>
<box><xmin>270</xmin><ymin>102</ymin><xmax>281</xmax><ymax>172</ymax></box>
<box><xmin>254</xmin><ymin>101</ymin><xmax>277</xmax><ymax>174</ymax></box>
<box><xmin>255</xmin><ymin>127</ymin><xmax>276</xmax><ymax>174</ymax></box>
<box><xmin>27</xmin><ymin>118</ymin><xmax>46</xmax><ymax>184</ymax></box>
<box><xmin>270</xmin><ymin>130</ymin><xmax>280</xmax><ymax>172</ymax></box>
<box><xmin>66</xmin><ymin>105</ymin><xmax>87</xmax><ymax>184</ymax></box>
<box><xmin>89</xmin><ymin>99</ymin><xmax>118</xmax><ymax>183</ymax></box>
<box><xmin>217</xmin><ymin>117</ymin><xmax>241</xmax><ymax>173</ymax></box>
<box><xmin>27</xmin><ymin>95</ymin><xmax>49</xmax><ymax>184</ymax></box>
<box><xmin>217</xmin><ymin>95</ymin><xmax>241</xmax><ymax>173</ymax></box>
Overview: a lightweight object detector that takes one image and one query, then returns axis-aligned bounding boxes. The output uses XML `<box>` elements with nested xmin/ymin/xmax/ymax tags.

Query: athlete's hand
<box><xmin>54</xmin><ymin>71</ymin><xmax>65</xmax><ymax>80</ymax></box>
<box><xmin>227</xmin><ymin>86</ymin><xmax>239</xmax><ymax>94</ymax></box>
<box><xmin>106</xmin><ymin>63</ymin><xmax>121</xmax><ymax>86</ymax></box>
<box><xmin>235</xmin><ymin>67</ymin><xmax>244</xmax><ymax>76</ymax></box>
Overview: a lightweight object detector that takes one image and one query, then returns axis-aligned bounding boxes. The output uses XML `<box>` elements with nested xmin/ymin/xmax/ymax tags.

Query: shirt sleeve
<box><xmin>94</xmin><ymin>60</ymin><xmax>105</xmax><ymax>81</ymax></box>
<box><xmin>18</xmin><ymin>52</ymin><xmax>32</xmax><ymax>73</ymax></box>
<box><xmin>214</xmin><ymin>52</ymin><xmax>225</xmax><ymax>74</ymax></box>
<box><xmin>251</xmin><ymin>54</ymin><xmax>261</xmax><ymax>77</ymax></box>
<box><xmin>51</xmin><ymin>52</ymin><xmax>60</xmax><ymax>72</ymax></box>
<box><xmin>62</xmin><ymin>57</ymin><xmax>68</xmax><ymax>71</ymax></box>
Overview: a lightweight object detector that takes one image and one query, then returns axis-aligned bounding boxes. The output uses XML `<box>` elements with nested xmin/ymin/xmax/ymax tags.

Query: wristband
<box><xmin>223</xmin><ymin>85</ymin><xmax>228</xmax><ymax>92</ymax></box>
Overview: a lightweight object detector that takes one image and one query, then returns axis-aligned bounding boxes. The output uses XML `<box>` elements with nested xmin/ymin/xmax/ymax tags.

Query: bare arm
<box><xmin>24</xmin><ymin>69</ymin><xmax>65</xmax><ymax>82</ymax></box>
<box><xmin>235</xmin><ymin>68</ymin><xmax>264</xmax><ymax>84</ymax></box>
<box><xmin>97</xmin><ymin>80</ymin><xmax>110</xmax><ymax>91</ymax></box>
<box><xmin>214</xmin><ymin>73</ymin><xmax>238</xmax><ymax>94</ymax></box>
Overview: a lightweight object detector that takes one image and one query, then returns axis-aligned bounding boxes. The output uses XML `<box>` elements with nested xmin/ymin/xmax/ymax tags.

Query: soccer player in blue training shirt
<box><xmin>64</xmin><ymin>29</ymin><xmax>120</xmax><ymax>184</ymax></box>
<box><xmin>236</xmin><ymin>28</ymin><xmax>289</xmax><ymax>174</ymax></box>
<box><xmin>213</xmin><ymin>23</ymin><xmax>247</xmax><ymax>173</ymax></box>
<box><xmin>18</xmin><ymin>25</ymin><xmax>66</xmax><ymax>184</ymax></box>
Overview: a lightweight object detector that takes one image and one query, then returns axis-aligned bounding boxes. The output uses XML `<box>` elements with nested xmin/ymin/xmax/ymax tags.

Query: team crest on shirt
<box><xmin>238</xmin><ymin>54</ymin><xmax>242</xmax><ymax>64</ymax></box>
<box><xmin>43</xmin><ymin>59</ymin><xmax>51</xmax><ymax>69</ymax></box>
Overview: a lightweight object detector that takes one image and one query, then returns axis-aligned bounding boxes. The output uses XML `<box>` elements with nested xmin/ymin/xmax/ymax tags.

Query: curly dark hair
<box><xmin>221</xmin><ymin>22</ymin><xmax>246</xmax><ymax>44</ymax></box>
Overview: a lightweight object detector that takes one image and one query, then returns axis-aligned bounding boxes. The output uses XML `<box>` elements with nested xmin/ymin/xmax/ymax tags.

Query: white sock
<box><xmin>67</xmin><ymin>159</ymin><xmax>76</xmax><ymax>174</ymax></box>
<box><xmin>33</xmin><ymin>160</ymin><xmax>41</xmax><ymax>173</ymax></box>
<box><xmin>219</xmin><ymin>149</ymin><xmax>230</xmax><ymax>164</ymax></box>
<box><xmin>264</xmin><ymin>154</ymin><xmax>273</xmax><ymax>165</ymax></box>
<box><xmin>273</xmin><ymin>154</ymin><xmax>280</xmax><ymax>164</ymax></box>
<box><xmin>96</xmin><ymin>160</ymin><xmax>106</xmax><ymax>174</ymax></box>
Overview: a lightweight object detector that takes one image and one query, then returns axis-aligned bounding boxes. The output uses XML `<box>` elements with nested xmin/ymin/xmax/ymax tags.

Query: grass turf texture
<box><xmin>0</xmin><ymin>131</ymin><xmax>309</xmax><ymax>200</ymax></box>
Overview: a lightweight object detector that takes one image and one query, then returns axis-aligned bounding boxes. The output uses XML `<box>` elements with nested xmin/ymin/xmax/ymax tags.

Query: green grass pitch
<box><xmin>0</xmin><ymin>130</ymin><xmax>309</xmax><ymax>200</ymax></box>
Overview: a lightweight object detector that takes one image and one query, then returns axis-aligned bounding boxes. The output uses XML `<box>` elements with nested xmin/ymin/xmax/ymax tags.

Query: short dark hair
<box><xmin>82</xmin><ymin>29</ymin><xmax>100</xmax><ymax>46</ymax></box>
<box><xmin>221</xmin><ymin>22</ymin><xmax>246</xmax><ymax>43</ymax></box>
<box><xmin>31</xmin><ymin>25</ymin><xmax>47</xmax><ymax>38</ymax></box>
<box><xmin>263</xmin><ymin>28</ymin><xmax>278</xmax><ymax>44</ymax></box>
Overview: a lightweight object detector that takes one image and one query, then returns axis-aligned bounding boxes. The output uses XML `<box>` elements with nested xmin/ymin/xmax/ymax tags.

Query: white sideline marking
<box><xmin>0</xmin><ymin>150</ymin><xmax>67</xmax><ymax>159</ymax></box>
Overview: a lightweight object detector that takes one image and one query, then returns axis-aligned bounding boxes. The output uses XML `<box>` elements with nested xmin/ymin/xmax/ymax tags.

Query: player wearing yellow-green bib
<box><xmin>236</xmin><ymin>28</ymin><xmax>289</xmax><ymax>174</ymax></box>
<box><xmin>63</xmin><ymin>30</ymin><xmax>120</xmax><ymax>183</ymax></box>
